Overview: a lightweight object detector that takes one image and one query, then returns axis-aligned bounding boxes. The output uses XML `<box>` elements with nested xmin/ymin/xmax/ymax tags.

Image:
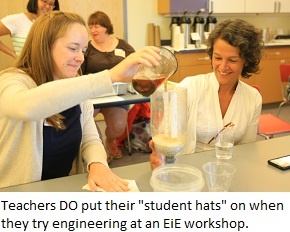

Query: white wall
<box><xmin>215</xmin><ymin>14</ymin><xmax>290</xmax><ymax>39</ymax></box>
<box><xmin>126</xmin><ymin>0</ymin><xmax>290</xmax><ymax>50</ymax></box>
<box><xmin>126</xmin><ymin>0</ymin><xmax>170</xmax><ymax>50</ymax></box>
<box><xmin>0</xmin><ymin>0</ymin><xmax>124</xmax><ymax>70</ymax></box>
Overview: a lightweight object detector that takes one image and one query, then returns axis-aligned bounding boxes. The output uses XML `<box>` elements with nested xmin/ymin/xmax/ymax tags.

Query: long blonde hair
<box><xmin>13</xmin><ymin>11</ymin><xmax>87</xmax><ymax>129</ymax></box>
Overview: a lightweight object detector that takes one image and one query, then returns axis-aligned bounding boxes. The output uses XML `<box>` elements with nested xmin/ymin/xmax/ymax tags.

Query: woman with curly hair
<box><xmin>150</xmin><ymin>19</ymin><xmax>264</xmax><ymax>169</ymax></box>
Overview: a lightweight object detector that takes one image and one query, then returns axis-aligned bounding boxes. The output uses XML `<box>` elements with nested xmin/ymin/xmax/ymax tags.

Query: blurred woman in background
<box><xmin>81</xmin><ymin>11</ymin><xmax>135</xmax><ymax>162</ymax></box>
<box><xmin>0</xmin><ymin>0</ymin><xmax>59</xmax><ymax>58</ymax></box>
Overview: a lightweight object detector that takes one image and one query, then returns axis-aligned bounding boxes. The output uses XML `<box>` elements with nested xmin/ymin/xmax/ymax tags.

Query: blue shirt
<box><xmin>42</xmin><ymin>105</ymin><xmax>82</xmax><ymax>180</ymax></box>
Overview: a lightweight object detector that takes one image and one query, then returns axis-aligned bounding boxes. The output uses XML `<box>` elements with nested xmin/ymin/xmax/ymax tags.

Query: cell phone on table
<box><xmin>268</xmin><ymin>155</ymin><xmax>290</xmax><ymax>170</ymax></box>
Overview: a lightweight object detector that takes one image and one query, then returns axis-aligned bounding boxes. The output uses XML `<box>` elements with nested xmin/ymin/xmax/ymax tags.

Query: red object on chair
<box><xmin>252</xmin><ymin>85</ymin><xmax>290</xmax><ymax>139</ymax></box>
<box><xmin>277</xmin><ymin>63</ymin><xmax>290</xmax><ymax>116</ymax></box>
<box><xmin>115</xmin><ymin>103</ymin><xmax>151</xmax><ymax>155</ymax></box>
<box><xmin>258</xmin><ymin>114</ymin><xmax>290</xmax><ymax>139</ymax></box>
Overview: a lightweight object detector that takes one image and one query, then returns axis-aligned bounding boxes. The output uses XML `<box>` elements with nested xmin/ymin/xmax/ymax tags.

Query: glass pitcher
<box><xmin>132</xmin><ymin>47</ymin><xmax>178</xmax><ymax>97</ymax></box>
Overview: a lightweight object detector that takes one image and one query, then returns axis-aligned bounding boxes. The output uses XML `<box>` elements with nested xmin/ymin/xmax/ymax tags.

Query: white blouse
<box><xmin>179</xmin><ymin>72</ymin><xmax>262</xmax><ymax>154</ymax></box>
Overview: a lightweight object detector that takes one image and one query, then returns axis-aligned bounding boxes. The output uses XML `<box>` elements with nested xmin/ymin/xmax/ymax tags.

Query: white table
<box><xmin>1</xmin><ymin>136</ymin><xmax>290</xmax><ymax>192</ymax></box>
<box><xmin>91</xmin><ymin>93</ymin><xmax>150</xmax><ymax>109</ymax></box>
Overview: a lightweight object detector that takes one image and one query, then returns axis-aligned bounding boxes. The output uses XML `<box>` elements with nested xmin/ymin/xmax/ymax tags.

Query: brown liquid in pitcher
<box><xmin>132</xmin><ymin>75</ymin><xmax>167</xmax><ymax>97</ymax></box>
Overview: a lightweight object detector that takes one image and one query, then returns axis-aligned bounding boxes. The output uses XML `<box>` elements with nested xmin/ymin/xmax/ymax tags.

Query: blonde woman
<box><xmin>0</xmin><ymin>11</ymin><xmax>160</xmax><ymax>190</ymax></box>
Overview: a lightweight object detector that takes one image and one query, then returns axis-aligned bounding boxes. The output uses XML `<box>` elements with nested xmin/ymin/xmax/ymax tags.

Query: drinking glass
<box><xmin>150</xmin><ymin>84</ymin><xmax>187</xmax><ymax>164</ymax></box>
<box><xmin>215</xmin><ymin>126</ymin><xmax>235</xmax><ymax>160</ymax></box>
<box><xmin>132</xmin><ymin>47</ymin><xmax>178</xmax><ymax>97</ymax></box>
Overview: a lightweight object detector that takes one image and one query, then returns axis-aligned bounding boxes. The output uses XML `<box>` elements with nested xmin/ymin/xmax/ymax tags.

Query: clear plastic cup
<box><xmin>202</xmin><ymin>162</ymin><xmax>236</xmax><ymax>192</ymax></box>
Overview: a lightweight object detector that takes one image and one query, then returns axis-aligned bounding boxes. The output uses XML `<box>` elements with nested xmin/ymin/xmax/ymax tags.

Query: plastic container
<box><xmin>150</xmin><ymin>164</ymin><xmax>204</xmax><ymax>192</ymax></box>
<box><xmin>113</xmin><ymin>82</ymin><xmax>128</xmax><ymax>95</ymax></box>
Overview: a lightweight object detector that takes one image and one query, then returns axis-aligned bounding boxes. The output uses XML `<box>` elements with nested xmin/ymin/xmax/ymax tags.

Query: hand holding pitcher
<box><xmin>132</xmin><ymin>47</ymin><xmax>178</xmax><ymax>96</ymax></box>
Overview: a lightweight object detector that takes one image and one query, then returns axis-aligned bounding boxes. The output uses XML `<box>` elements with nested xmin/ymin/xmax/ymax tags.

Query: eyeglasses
<box><xmin>207</xmin><ymin>122</ymin><xmax>235</xmax><ymax>145</ymax></box>
<box><xmin>41</xmin><ymin>0</ymin><xmax>55</xmax><ymax>9</ymax></box>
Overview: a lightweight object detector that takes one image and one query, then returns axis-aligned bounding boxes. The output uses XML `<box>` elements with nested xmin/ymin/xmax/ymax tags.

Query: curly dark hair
<box><xmin>206</xmin><ymin>19</ymin><xmax>264</xmax><ymax>78</ymax></box>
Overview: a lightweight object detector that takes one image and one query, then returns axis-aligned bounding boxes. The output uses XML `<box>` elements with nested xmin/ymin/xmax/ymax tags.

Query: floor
<box><xmin>97</xmin><ymin>102</ymin><xmax>290</xmax><ymax>169</ymax></box>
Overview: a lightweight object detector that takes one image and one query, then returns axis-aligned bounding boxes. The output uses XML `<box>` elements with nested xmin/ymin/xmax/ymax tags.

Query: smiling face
<box><xmin>37</xmin><ymin>0</ymin><xmax>55</xmax><ymax>15</ymax></box>
<box><xmin>212</xmin><ymin>39</ymin><xmax>246</xmax><ymax>87</ymax></box>
<box><xmin>51</xmin><ymin>23</ymin><xmax>88</xmax><ymax>79</ymax></box>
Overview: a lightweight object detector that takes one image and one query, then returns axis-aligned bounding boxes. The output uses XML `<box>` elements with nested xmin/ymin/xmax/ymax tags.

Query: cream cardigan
<box><xmin>0</xmin><ymin>69</ymin><xmax>115</xmax><ymax>188</ymax></box>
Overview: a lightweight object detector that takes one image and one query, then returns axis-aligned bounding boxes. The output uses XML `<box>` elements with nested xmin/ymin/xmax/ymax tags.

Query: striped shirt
<box><xmin>1</xmin><ymin>13</ymin><xmax>33</xmax><ymax>57</ymax></box>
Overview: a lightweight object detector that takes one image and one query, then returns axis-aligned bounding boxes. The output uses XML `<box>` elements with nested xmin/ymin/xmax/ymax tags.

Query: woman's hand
<box><xmin>88</xmin><ymin>162</ymin><xmax>129</xmax><ymax>192</ymax></box>
<box><xmin>149</xmin><ymin>140</ymin><xmax>162</xmax><ymax>170</ymax></box>
<box><xmin>109</xmin><ymin>46</ymin><xmax>161</xmax><ymax>83</ymax></box>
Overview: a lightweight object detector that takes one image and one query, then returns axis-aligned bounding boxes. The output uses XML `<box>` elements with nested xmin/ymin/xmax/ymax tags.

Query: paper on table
<box><xmin>82</xmin><ymin>179</ymin><xmax>140</xmax><ymax>192</ymax></box>
<box><xmin>90</xmin><ymin>95</ymin><xmax>124</xmax><ymax>105</ymax></box>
